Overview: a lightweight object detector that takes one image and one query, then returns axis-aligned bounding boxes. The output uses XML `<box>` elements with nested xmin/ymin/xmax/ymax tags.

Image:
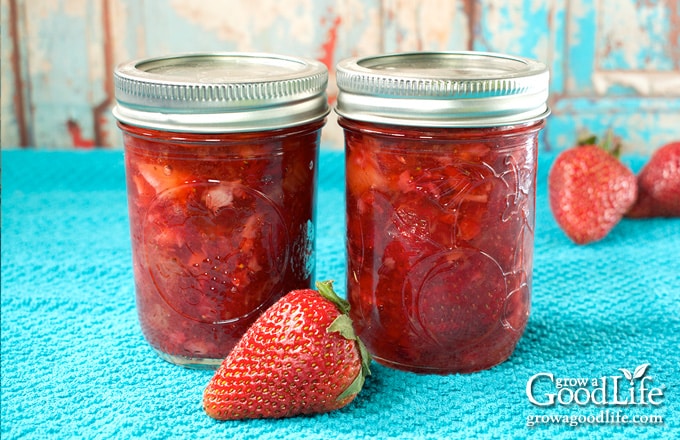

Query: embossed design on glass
<box><xmin>143</xmin><ymin>180</ymin><xmax>289</xmax><ymax>324</ymax></box>
<box><xmin>122</xmin><ymin>124</ymin><xmax>321</xmax><ymax>368</ymax></box>
<box><xmin>342</xmin><ymin>120</ymin><xmax>543</xmax><ymax>373</ymax></box>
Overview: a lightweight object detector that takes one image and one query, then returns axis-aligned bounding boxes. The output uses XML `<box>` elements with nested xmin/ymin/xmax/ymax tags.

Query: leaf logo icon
<box><xmin>620</xmin><ymin>363</ymin><xmax>650</xmax><ymax>385</ymax></box>
<box><xmin>620</xmin><ymin>368</ymin><xmax>633</xmax><ymax>383</ymax></box>
<box><xmin>634</xmin><ymin>363</ymin><xmax>650</xmax><ymax>379</ymax></box>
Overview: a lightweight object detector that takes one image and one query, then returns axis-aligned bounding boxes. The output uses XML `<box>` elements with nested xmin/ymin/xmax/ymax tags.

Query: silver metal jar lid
<box><xmin>113</xmin><ymin>52</ymin><xmax>329</xmax><ymax>132</ymax></box>
<box><xmin>335</xmin><ymin>51</ymin><xmax>550</xmax><ymax>127</ymax></box>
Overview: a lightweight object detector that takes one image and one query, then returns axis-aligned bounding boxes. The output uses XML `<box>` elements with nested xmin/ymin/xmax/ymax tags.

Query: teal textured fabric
<box><xmin>1</xmin><ymin>149</ymin><xmax>678</xmax><ymax>439</ymax></box>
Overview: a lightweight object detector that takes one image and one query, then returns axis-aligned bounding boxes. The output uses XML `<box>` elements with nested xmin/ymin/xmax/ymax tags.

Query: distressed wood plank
<box><xmin>1</xmin><ymin>0</ymin><xmax>679</xmax><ymax>152</ymax></box>
<box><xmin>548</xmin><ymin>0</ymin><xmax>680</xmax><ymax>152</ymax></box>
<box><xmin>381</xmin><ymin>0</ymin><xmax>471</xmax><ymax>52</ymax></box>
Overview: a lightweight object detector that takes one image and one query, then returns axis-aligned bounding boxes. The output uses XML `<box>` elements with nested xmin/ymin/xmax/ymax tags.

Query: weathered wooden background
<box><xmin>2</xmin><ymin>0</ymin><xmax>679</xmax><ymax>152</ymax></box>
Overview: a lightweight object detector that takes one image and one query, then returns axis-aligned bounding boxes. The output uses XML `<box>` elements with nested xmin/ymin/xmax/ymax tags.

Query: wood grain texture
<box><xmin>1</xmin><ymin>0</ymin><xmax>678</xmax><ymax>153</ymax></box>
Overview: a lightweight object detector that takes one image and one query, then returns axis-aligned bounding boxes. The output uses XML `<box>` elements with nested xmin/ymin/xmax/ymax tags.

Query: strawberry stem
<box><xmin>601</xmin><ymin>128</ymin><xmax>622</xmax><ymax>158</ymax></box>
<box><xmin>316</xmin><ymin>280</ymin><xmax>350</xmax><ymax>315</ymax></box>
<box><xmin>317</xmin><ymin>280</ymin><xmax>372</xmax><ymax>402</ymax></box>
<box><xmin>576</xmin><ymin>128</ymin><xmax>622</xmax><ymax>158</ymax></box>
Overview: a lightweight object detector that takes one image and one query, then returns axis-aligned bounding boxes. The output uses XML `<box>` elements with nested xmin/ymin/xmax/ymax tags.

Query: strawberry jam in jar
<box><xmin>336</xmin><ymin>52</ymin><xmax>550</xmax><ymax>374</ymax></box>
<box><xmin>113</xmin><ymin>53</ymin><xmax>328</xmax><ymax>368</ymax></box>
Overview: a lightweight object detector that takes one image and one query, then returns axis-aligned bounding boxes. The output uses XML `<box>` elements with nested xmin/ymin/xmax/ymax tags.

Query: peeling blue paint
<box><xmin>1</xmin><ymin>0</ymin><xmax>678</xmax><ymax>153</ymax></box>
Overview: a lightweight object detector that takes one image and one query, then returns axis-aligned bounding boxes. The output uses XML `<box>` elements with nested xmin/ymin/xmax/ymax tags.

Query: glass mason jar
<box><xmin>335</xmin><ymin>52</ymin><xmax>550</xmax><ymax>374</ymax></box>
<box><xmin>113</xmin><ymin>53</ymin><xmax>329</xmax><ymax>368</ymax></box>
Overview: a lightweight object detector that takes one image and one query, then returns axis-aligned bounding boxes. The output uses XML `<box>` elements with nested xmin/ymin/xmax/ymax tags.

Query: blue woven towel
<box><xmin>1</xmin><ymin>149</ymin><xmax>678</xmax><ymax>439</ymax></box>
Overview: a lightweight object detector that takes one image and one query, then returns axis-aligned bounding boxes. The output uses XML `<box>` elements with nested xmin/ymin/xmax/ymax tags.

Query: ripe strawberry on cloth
<box><xmin>548</xmin><ymin>132</ymin><xmax>637</xmax><ymax>244</ymax></box>
<box><xmin>626</xmin><ymin>141</ymin><xmax>680</xmax><ymax>218</ymax></box>
<box><xmin>203</xmin><ymin>281</ymin><xmax>371</xmax><ymax>420</ymax></box>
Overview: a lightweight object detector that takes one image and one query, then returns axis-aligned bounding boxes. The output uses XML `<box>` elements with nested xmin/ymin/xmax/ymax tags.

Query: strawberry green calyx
<box><xmin>577</xmin><ymin>133</ymin><xmax>598</xmax><ymax>147</ymax></box>
<box><xmin>315</xmin><ymin>280</ymin><xmax>371</xmax><ymax>402</ymax></box>
<box><xmin>599</xmin><ymin>128</ymin><xmax>622</xmax><ymax>158</ymax></box>
<box><xmin>577</xmin><ymin>129</ymin><xmax>622</xmax><ymax>158</ymax></box>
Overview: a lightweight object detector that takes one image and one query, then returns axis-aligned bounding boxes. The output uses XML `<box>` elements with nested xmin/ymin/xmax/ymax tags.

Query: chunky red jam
<box><xmin>121</xmin><ymin>121</ymin><xmax>322</xmax><ymax>367</ymax></box>
<box><xmin>340</xmin><ymin>118</ymin><xmax>544</xmax><ymax>374</ymax></box>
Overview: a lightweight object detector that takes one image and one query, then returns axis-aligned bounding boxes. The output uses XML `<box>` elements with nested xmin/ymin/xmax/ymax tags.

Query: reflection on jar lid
<box><xmin>335</xmin><ymin>51</ymin><xmax>550</xmax><ymax>127</ymax></box>
<box><xmin>113</xmin><ymin>53</ymin><xmax>329</xmax><ymax>133</ymax></box>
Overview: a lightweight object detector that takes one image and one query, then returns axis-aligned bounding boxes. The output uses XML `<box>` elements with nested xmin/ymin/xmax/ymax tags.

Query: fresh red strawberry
<box><xmin>548</xmin><ymin>132</ymin><xmax>637</xmax><ymax>244</ymax></box>
<box><xmin>626</xmin><ymin>141</ymin><xmax>680</xmax><ymax>218</ymax></box>
<box><xmin>203</xmin><ymin>280</ymin><xmax>371</xmax><ymax>420</ymax></box>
